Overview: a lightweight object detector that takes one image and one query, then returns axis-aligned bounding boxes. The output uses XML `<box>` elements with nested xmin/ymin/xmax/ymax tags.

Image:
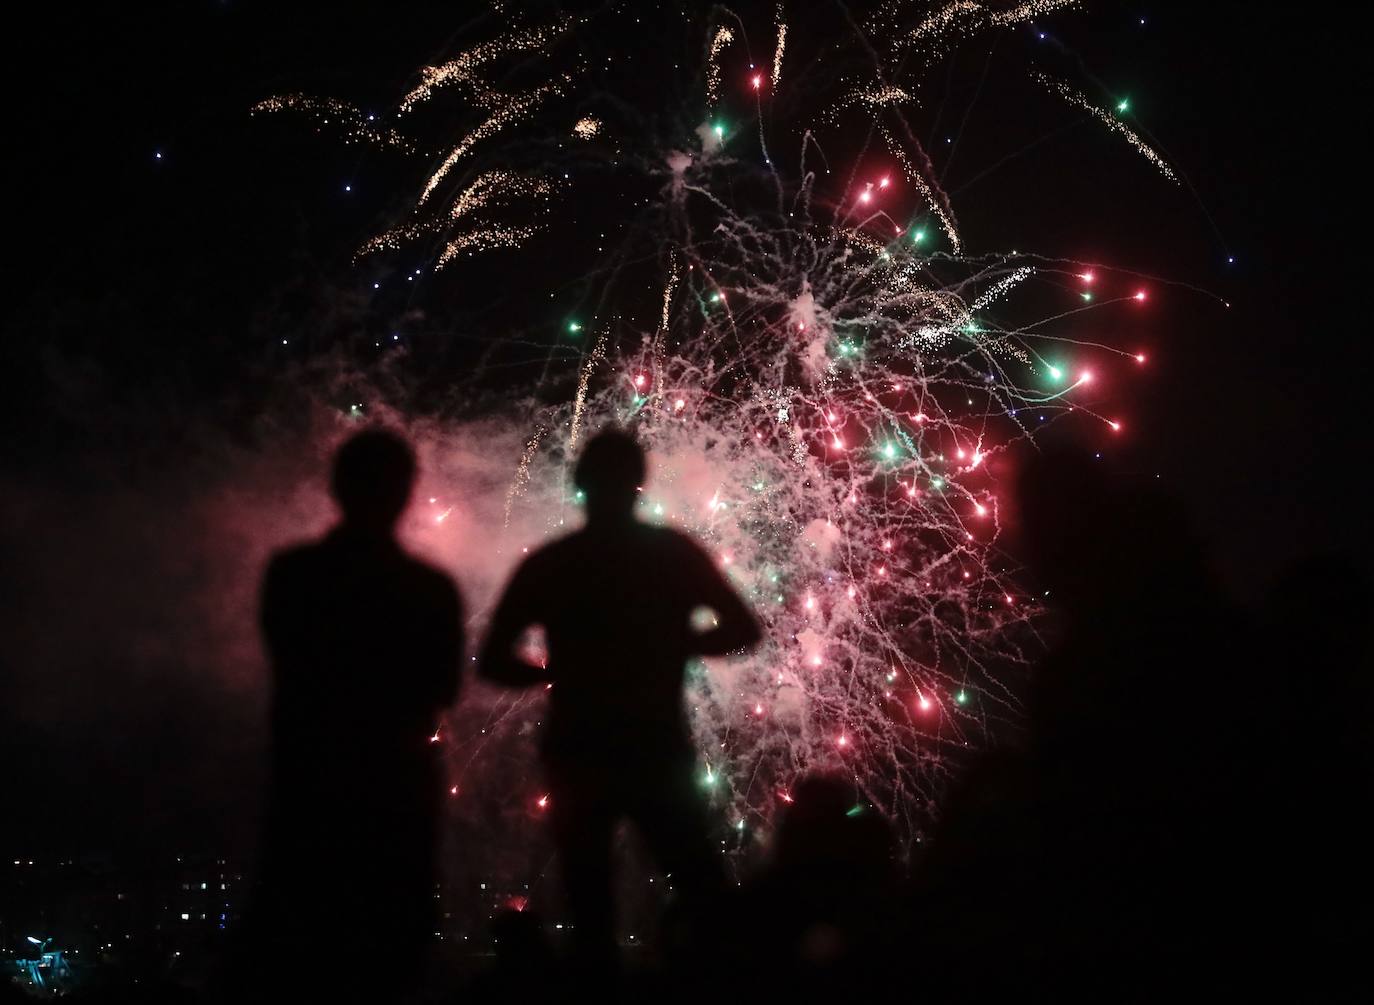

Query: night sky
<box><xmin>2</xmin><ymin>1</ymin><xmax>1366</xmax><ymax>860</ymax></box>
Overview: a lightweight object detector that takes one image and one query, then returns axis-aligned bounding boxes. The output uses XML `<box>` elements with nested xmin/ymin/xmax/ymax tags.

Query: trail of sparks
<box><xmin>418</xmin><ymin>81</ymin><xmax>565</xmax><ymax>206</ymax></box>
<box><xmin>708</xmin><ymin>26</ymin><xmax>735</xmax><ymax>106</ymax></box>
<box><xmin>250</xmin><ymin>96</ymin><xmax>415</xmax><ymax>151</ymax></box>
<box><xmin>989</xmin><ymin>0</ymin><xmax>1081</xmax><ymax>27</ymax></box>
<box><xmin>358</xmin><ymin>171</ymin><xmax>559</xmax><ymax>264</ymax></box>
<box><xmin>772</xmin><ymin>7</ymin><xmax>787</xmax><ymax>87</ymax></box>
<box><xmin>884</xmin><ymin>0</ymin><xmax>1080</xmax><ymax>49</ymax></box>
<box><xmin>568</xmin><ymin>331</ymin><xmax>609</xmax><ymax>454</ymax></box>
<box><xmin>1035</xmin><ymin>73</ymin><xmax>1178</xmax><ymax>182</ymax></box>
<box><xmin>398</xmin><ymin>17</ymin><xmax>574</xmax><ymax>115</ymax></box>
<box><xmin>504</xmin><ymin>427</ymin><xmax>546</xmax><ymax>529</ymax></box>
<box><xmin>881</xmin><ymin>124</ymin><xmax>962</xmax><ymax>253</ymax></box>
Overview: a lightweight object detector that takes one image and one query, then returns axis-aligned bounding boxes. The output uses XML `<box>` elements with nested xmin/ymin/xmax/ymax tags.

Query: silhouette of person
<box><xmin>1006</xmin><ymin>445</ymin><xmax>1248</xmax><ymax>994</ymax></box>
<box><xmin>246</xmin><ymin>429</ymin><xmax>462</xmax><ymax>1000</ymax></box>
<box><xmin>730</xmin><ymin>773</ymin><xmax>898</xmax><ymax>997</ymax></box>
<box><xmin>479</xmin><ymin>428</ymin><xmax>761</xmax><ymax>973</ymax></box>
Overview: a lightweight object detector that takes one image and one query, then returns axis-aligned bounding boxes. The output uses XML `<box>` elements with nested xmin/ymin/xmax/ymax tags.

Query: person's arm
<box><xmin>684</xmin><ymin>538</ymin><xmax>763</xmax><ymax>657</ymax></box>
<box><xmin>477</xmin><ymin>559</ymin><xmax>555</xmax><ymax>688</ymax></box>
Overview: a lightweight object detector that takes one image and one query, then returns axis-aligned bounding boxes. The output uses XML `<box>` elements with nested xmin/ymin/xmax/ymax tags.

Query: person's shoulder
<box><xmin>400</xmin><ymin>553</ymin><xmax>462</xmax><ymax>600</ymax></box>
<box><xmin>266</xmin><ymin>540</ymin><xmax>326</xmax><ymax>579</ymax></box>
<box><xmin>650</xmin><ymin>524</ymin><xmax>712</xmax><ymax>560</ymax></box>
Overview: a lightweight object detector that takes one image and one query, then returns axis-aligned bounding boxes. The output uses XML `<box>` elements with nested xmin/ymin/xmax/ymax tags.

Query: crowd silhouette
<box><xmin>75</xmin><ymin>425</ymin><xmax>1358</xmax><ymax>1004</ymax></box>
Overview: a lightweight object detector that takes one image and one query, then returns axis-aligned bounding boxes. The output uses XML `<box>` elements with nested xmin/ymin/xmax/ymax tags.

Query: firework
<box><xmin>262</xmin><ymin>2</ymin><xmax>1179</xmax><ymax>854</ymax></box>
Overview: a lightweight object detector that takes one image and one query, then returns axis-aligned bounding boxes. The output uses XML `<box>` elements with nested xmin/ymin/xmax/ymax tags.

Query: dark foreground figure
<box><xmin>238</xmin><ymin>430</ymin><xmax>462</xmax><ymax>1002</ymax></box>
<box><xmin>727</xmin><ymin>773</ymin><xmax>901</xmax><ymax>999</ymax></box>
<box><xmin>909</xmin><ymin>446</ymin><xmax>1302</xmax><ymax>998</ymax></box>
<box><xmin>480</xmin><ymin>429</ymin><xmax>761</xmax><ymax>976</ymax></box>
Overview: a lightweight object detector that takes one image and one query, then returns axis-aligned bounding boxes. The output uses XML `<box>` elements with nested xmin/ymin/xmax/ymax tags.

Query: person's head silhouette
<box><xmin>332</xmin><ymin>429</ymin><xmax>416</xmax><ymax>535</ymax></box>
<box><xmin>574</xmin><ymin>428</ymin><xmax>645</xmax><ymax>526</ymax></box>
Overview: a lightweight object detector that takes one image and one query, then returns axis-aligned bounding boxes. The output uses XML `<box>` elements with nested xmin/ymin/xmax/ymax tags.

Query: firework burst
<box><xmin>259</xmin><ymin>1</ymin><xmax>1180</xmax><ymax>853</ymax></box>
